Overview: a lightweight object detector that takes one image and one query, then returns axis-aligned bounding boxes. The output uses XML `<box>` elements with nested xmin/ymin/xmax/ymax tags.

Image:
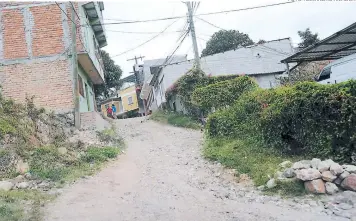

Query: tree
<box><xmin>201</xmin><ymin>30</ymin><xmax>254</xmax><ymax>57</ymax></box>
<box><xmin>297</xmin><ymin>28</ymin><xmax>320</xmax><ymax>48</ymax></box>
<box><xmin>257</xmin><ymin>39</ymin><xmax>266</xmax><ymax>44</ymax></box>
<box><xmin>94</xmin><ymin>50</ymin><xmax>123</xmax><ymax>101</ymax></box>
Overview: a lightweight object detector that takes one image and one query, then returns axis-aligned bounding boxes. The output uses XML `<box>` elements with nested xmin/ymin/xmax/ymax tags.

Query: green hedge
<box><xmin>207</xmin><ymin>80</ymin><xmax>356</xmax><ymax>163</ymax></box>
<box><xmin>191</xmin><ymin>76</ymin><xmax>258</xmax><ymax>111</ymax></box>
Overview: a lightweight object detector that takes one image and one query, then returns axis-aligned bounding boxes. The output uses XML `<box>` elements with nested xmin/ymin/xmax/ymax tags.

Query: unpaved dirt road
<box><xmin>45</xmin><ymin>117</ymin><xmax>346</xmax><ymax>221</ymax></box>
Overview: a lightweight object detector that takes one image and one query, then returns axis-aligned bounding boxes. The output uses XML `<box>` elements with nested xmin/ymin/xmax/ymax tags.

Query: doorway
<box><xmin>85</xmin><ymin>83</ymin><xmax>91</xmax><ymax>111</ymax></box>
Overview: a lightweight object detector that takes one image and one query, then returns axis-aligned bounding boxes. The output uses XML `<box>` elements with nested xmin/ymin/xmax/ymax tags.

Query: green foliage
<box><xmin>29</xmin><ymin>146</ymin><xmax>69</xmax><ymax>181</ymax></box>
<box><xmin>201</xmin><ymin>30</ymin><xmax>254</xmax><ymax>57</ymax></box>
<box><xmin>203</xmin><ymin>138</ymin><xmax>295</xmax><ymax>186</ymax></box>
<box><xmin>94</xmin><ymin>50</ymin><xmax>123</xmax><ymax>101</ymax></box>
<box><xmin>166</xmin><ymin>69</ymin><xmax>206</xmax><ymax>116</ymax></box>
<box><xmin>297</xmin><ymin>28</ymin><xmax>320</xmax><ymax>48</ymax></box>
<box><xmin>30</xmin><ymin>145</ymin><xmax>120</xmax><ymax>181</ymax></box>
<box><xmin>0</xmin><ymin>202</ymin><xmax>23</xmax><ymax>221</ymax></box>
<box><xmin>191</xmin><ymin>76</ymin><xmax>258</xmax><ymax>111</ymax></box>
<box><xmin>82</xmin><ymin>147</ymin><xmax>120</xmax><ymax>163</ymax></box>
<box><xmin>151</xmin><ymin>111</ymin><xmax>201</xmax><ymax>130</ymax></box>
<box><xmin>0</xmin><ymin>190</ymin><xmax>53</xmax><ymax>221</ymax></box>
<box><xmin>206</xmin><ymin>80</ymin><xmax>356</xmax><ymax>163</ymax></box>
<box><xmin>166</xmin><ymin>69</ymin><xmax>243</xmax><ymax>116</ymax></box>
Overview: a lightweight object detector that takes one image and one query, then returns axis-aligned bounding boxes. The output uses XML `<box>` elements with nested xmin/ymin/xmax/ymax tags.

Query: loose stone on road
<box><xmin>45</xmin><ymin>117</ymin><xmax>347</xmax><ymax>221</ymax></box>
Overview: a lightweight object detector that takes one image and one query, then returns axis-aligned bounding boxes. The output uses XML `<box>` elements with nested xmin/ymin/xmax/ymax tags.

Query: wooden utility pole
<box><xmin>186</xmin><ymin>1</ymin><xmax>200</xmax><ymax>69</ymax></box>
<box><xmin>71</xmin><ymin>3</ymin><xmax>80</xmax><ymax>129</ymax></box>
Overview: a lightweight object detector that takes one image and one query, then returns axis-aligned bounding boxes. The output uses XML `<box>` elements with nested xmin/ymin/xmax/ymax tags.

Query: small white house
<box><xmin>149</xmin><ymin>38</ymin><xmax>295</xmax><ymax>111</ymax></box>
<box><xmin>317</xmin><ymin>53</ymin><xmax>356</xmax><ymax>84</ymax></box>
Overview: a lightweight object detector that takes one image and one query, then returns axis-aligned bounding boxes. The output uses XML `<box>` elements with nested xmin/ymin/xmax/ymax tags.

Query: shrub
<box><xmin>206</xmin><ymin>80</ymin><xmax>356</xmax><ymax>163</ymax></box>
<box><xmin>29</xmin><ymin>146</ymin><xmax>69</xmax><ymax>181</ymax></box>
<box><xmin>191</xmin><ymin>76</ymin><xmax>258</xmax><ymax>112</ymax></box>
<box><xmin>260</xmin><ymin>81</ymin><xmax>356</xmax><ymax>162</ymax></box>
<box><xmin>166</xmin><ymin>69</ymin><xmax>244</xmax><ymax>116</ymax></box>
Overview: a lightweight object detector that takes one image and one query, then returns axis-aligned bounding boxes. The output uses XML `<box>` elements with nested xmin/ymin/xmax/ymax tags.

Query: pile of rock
<box><xmin>0</xmin><ymin>173</ymin><xmax>55</xmax><ymax>192</ymax></box>
<box><xmin>275</xmin><ymin>158</ymin><xmax>356</xmax><ymax>194</ymax></box>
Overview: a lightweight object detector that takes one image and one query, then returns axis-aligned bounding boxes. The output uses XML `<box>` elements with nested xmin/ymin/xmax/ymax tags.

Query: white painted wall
<box><xmin>253</xmin><ymin>73</ymin><xmax>280</xmax><ymax>88</ymax></box>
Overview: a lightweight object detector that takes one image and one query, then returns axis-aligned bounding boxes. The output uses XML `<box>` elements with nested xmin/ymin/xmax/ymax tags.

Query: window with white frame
<box><xmin>128</xmin><ymin>96</ymin><xmax>133</xmax><ymax>105</ymax></box>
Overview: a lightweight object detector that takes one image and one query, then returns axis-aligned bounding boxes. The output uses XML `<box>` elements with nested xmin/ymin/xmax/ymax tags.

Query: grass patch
<box><xmin>81</xmin><ymin>147</ymin><xmax>120</xmax><ymax>163</ymax></box>
<box><xmin>150</xmin><ymin>111</ymin><xmax>201</xmax><ymax>130</ymax></box>
<box><xmin>203</xmin><ymin>137</ymin><xmax>298</xmax><ymax>186</ymax></box>
<box><xmin>0</xmin><ymin>190</ymin><xmax>54</xmax><ymax>221</ymax></box>
<box><xmin>29</xmin><ymin>145</ymin><xmax>121</xmax><ymax>183</ymax></box>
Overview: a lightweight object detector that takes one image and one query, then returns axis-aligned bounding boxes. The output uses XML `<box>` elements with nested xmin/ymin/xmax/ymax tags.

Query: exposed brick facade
<box><xmin>2</xmin><ymin>9</ymin><xmax>28</xmax><ymax>59</ymax></box>
<box><xmin>31</xmin><ymin>4</ymin><xmax>65</xmax><ymax>57</ymax></box>
<box><xmin>1</xmin><ymin>59</ymin><xmax>74</xmax><ymax>111</ymax></box>
<box><xmin>0</xmin><ymin>2</ymin><xmax>107</xmax><ymax>127</ymax></box>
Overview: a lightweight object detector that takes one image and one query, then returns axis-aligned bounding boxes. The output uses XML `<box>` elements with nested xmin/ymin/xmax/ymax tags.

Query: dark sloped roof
<box><xmin>120</xmin><ymin>74</ymin><xmax>136</xmax><ymax>84</ymax></box>
<box><xmin>282</xmin><ymin>22</ymin><xmax>356</xmax><ymax>63</ymax></box>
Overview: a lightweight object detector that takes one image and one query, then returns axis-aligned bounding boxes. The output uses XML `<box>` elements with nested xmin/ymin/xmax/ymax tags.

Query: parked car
<box><xmin>317</xmin><ymin>53</ymin><xmax>356</xmax><ymax>84</ymax></box>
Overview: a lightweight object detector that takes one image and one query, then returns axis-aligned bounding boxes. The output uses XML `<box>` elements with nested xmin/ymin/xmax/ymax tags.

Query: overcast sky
<box><xmin>101</xmin><ymin>0</ymin><xmax>356</xmax><ymax>77</ymax></box>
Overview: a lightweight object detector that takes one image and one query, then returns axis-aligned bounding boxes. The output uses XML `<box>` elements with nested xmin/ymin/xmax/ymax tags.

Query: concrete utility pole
<box><xmin>127</xmin><ymin>55</ymin><xmax>145</xmax><ymax>65</ymax></box>
<box><xmin>71</xmin><ymin>3</ymin><xmax>80</xmax><ymax>129</ymax></box>
<box><xmin>186</xmin><ymin>1</ymin><xmax>200</xmax><ymax>69</ymax></box>
<box><xmin>128</xmin><ymin>55</ymin><xmax>147</xmax><ymax>116</ymax></box>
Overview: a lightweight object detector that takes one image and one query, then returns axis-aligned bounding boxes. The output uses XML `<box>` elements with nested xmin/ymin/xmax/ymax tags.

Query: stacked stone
<box><xmin>277</xmin><ymin>159</ymin><xmax>356</xmax><ymax>194</ymax></box>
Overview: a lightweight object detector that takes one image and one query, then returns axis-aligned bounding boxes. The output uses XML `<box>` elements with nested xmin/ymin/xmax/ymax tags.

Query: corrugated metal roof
<box><xmin>282</xmin><ymin>22</ymin><xmax>356</xmax><ymax>63</ymax></box>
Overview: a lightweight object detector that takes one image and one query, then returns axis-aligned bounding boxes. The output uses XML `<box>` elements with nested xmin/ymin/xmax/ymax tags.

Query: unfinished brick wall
<box><xmin>30</xmin><ymin>4</ymin><xmax>65</xmax><ymax>57</ymax></box>
<box><xmin>1</xmin><ymin>59</ymin><xmax>74</xmax><ymax>112</ymax></box>
<box><xmin>0</xmin><ymin>2</ymin><xmax>91</xmax><ymax>113</ymax></box>
<box><xmin>1</xmin><ymin>2</ymin><xmax>85</xmax><ymax>59</ymax></box>
<box><xmin>2</xmin><ymin>9</ymin><xmax>28</xmax><ymax>59</ymax></box>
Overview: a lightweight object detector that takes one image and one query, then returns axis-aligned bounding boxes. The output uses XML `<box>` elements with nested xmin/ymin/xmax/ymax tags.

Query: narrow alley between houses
<box><xmin>45</xmin><ymin>118</ymin><xmax>345</xmax><ymax>221</ymax></box>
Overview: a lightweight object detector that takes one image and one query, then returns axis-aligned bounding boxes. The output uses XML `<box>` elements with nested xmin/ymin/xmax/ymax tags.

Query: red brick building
<box><xmin>0</xmin><ymin>2</ymin><xmax>109</xmax><ymax>129</ymax></box>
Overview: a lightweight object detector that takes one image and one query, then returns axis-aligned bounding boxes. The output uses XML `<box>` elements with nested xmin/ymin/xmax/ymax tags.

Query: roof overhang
<box><xmin>83</xmin><ymin>2</ymin><xmax>107</xmax><ymax>48</ymax></box>
<box><xmin>282</xmin><ymin>22</ymin><xmax>356</xmax><ymax>63</ymax></box>
<box><xmin>78</xmin><ymin>52</ymin><xmax>105</xmax><ymax>85</ymax></box>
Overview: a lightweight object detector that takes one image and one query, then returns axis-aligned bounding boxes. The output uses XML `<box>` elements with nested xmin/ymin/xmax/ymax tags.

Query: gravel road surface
<box><xmin>45</xmin><ymin>117</ymin><xmax>347</xmax><ymax>221</ymax></box>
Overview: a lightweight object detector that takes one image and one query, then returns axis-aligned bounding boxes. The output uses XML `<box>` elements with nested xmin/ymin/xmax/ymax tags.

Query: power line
<box><xmin>105</xmin><ymin>29</ymin><xmax>182</xmax><ymax>34</ymax></box>
<box><xmin>195</xmin><ymin>17</ymin><xmax>226</xmax><ymax>31</ymax></box>
<box><xmin>197</xmin><ymin>1</ymin><xmax>293</xmax><ymax>16</ymax></box>
<box><xmin>55</xmin><ymin>2</ymin><xmax>77</xmax><ymax>26</ymax></box>
<box><xmin>160</xmin><ymin>29</ymin><xmax>190</xmax><ymax>67</ymax></box>
<box><xmin>97</xmin><ymin>1</ymin><xmax>294</xmax><ymax>26</ymax></box>
<box><xmin>111</xmin><ymin>19</ymin><xmax>181</xmax><ymax>58</ymax></box>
